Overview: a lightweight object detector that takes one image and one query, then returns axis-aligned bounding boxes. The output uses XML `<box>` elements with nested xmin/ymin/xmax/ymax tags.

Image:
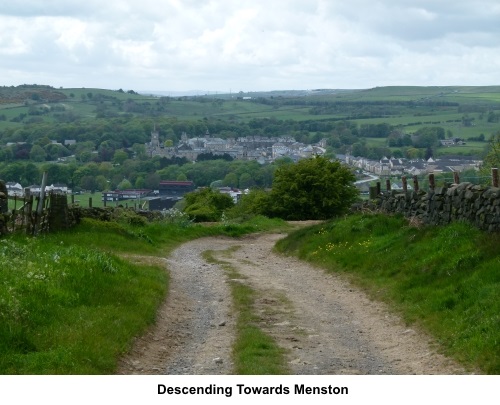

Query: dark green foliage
<box><xmin>226</xmin><ymin>189</ymin><xmax>273</xmax><ymax>220</ymax></box>
<box><xmin>184</xmin><ymin>187</ymin><xmax>234</xmax><ymax>222</ymax></box>
<box><xmin>481</xmin><ymin>131</ymin><xmax>500</xmax><ymax>173</ymax></box>
<box><xmin>266</xmin><ymin>156</ymin><xmax>358</xmax><ymax>220</ymax></box>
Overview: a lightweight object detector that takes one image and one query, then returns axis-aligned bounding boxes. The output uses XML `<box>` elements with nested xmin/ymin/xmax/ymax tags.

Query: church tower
<box><xmin>151</xmin><ymin>124</ymin><xmax>160</xmax><ymax>148</ymax></box>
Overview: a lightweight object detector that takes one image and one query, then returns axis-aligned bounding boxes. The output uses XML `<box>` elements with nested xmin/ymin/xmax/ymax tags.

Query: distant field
<box><xmin>435</xmin><ymin>142</ymin><xmax>486</xmax><ymax>157</ymax></box>
<box><xmin>363</xmin><ymin>137</ymin><xmax>487</xmax><ymax>158</ymax></box>
<box><xmin>7</xmin><ymin>192</ymin><xmax>143</xmax><ymax>211</ymax></box>
<box><xmin>309</xmin><ymin>86</ymin><xmax>500</xmax><ymax>104</ymax></box>
<box><xmin>70</xmin><ymin>193</ymin><xmax>143</xmax><ymax>209</ymax></box>
<box><xmin>1</xmin><ymin>86</ymin><xmax>499</xmax><ymax>156</ymax></box>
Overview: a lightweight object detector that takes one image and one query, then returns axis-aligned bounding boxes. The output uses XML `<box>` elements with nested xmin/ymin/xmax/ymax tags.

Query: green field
<box><xmin>2</xmin><ymin>85</ymin><xmax>500</xmax><ymax>127</ymax></box>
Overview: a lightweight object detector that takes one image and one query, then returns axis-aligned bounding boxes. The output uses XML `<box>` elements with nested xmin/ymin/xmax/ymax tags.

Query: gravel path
<box><xmin>117</xmin><ymin>232</ymin><xmax>468</xmax><ymax>375</ymax></box>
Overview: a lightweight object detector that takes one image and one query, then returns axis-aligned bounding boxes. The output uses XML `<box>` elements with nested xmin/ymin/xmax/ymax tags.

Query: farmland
<box><xmin>0</xmin><ymin>84</ymin><xmax>499</xmax><ymax>192</ymax></box>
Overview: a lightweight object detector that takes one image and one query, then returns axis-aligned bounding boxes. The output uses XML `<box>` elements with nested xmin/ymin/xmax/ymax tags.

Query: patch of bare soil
<box><xmin>117</xmin><ymin>231</ymin><xmax>469</xmax><ymax>375</ymax></box>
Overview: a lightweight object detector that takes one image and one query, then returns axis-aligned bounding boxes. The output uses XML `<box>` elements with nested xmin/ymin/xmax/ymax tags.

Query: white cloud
<box><xmin>0</xmin><ymin>0</ymin><xmax>499</xmax><ymax>90</ymax></box>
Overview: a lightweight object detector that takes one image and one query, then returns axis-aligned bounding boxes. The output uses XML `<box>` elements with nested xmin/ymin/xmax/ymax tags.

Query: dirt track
<box><xmin>117</xmin><ymin>232</ymin><xmax>468</xmax><ymax>375</ymax></box>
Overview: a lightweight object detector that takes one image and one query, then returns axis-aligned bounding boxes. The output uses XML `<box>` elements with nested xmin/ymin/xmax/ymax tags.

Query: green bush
<box><xmin>267</xmin><ymin>156</ymin><xmax>358</xmax><ymax>220</ymax></box>
<box><xmin>184</xmin><ymin>188</ymin><xmax>234</xmax><ymax>222</ymax></box>
<box><xmin>110</xmin><ymin>208</ymin><xmax>147</xmax><ymax>226</ymax></box>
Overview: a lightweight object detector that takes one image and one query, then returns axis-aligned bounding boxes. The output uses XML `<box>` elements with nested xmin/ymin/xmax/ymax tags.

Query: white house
<box><xmin>46</xmin><ymin>183</ymin><xmax>70</xmax><ymax>194</ymax></box>
<box><xmin>6</xmin><ymin>182</ymin><xmax>23</xmax><ymax>197</ymax></box>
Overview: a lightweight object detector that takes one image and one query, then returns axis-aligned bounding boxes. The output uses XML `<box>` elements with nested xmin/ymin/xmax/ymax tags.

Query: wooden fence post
<box><xmin>0</xmin><ymin>180</ymin><xmax>8</xmax><ymax>214</ymax></box>
<box><xmin>33</xmin><ymin>171</ymin><xmax>48</xmax><ymax>235</ymax></box>
<box><xmin>89</xmin><ymin>197</ymin><xmax>93</xmax><ymax>208</ymax></box>
<box><xmin>429</xmin><ymin>173</ymin><xmax>435</xmax><ymax>190</ymax></box>
<box><xmin>413</xmin><ymin>176</ymin><xmax>419</xmax><ymax>193</ymax></box>
<box><xmin>37</xmin><ymin>172</ymin><xmax>48</xmax><ymax>217</ymax></box>
<box><xmin>453</xmin><ymin>171</ymin><xmax>460</xmax><ymax>184</ymax></box>
<box><xmin>376</xmin><ymin>182</ymin><xmax>381</xmax><ymax>195</ymax></box>
<box><xmin>493</xmin><ymin>168</ymin><xmax>499</xmax><ymax>188</ymax></box>
<box><xmin>24</xmin><ymin>189</ymin><xmax>32</xmax><ymax>235</ymax></box>
<box><xmin>386</xmin><ymin>179</ymin><xmax>391</xmax><ymax>191</ymax></box>
<box><xmin>402</xmin><ymin>176</ymin><xmax>408</xmax><ymax>193</ymax></box>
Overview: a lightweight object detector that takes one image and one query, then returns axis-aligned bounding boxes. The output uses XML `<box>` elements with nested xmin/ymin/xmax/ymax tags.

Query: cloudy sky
<box><xmin>1</xmin><ymin>0</ymin><xmax>500</xmax><ymax>93</ymax></box>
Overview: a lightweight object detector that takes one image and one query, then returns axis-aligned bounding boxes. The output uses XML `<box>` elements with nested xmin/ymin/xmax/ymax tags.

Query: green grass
<box><xmin>6</xmin><ymin>192</ymin><xmax>156</xmax><ymax>211</ymax></box>
<box><xmin>0</xmin><ymin>214</ymin><xmax>288</xmax><ymax>374</ymax></box>
<box><xmin>69</xmin><ymin>193</ymin><xmax>138</xmax><ymax>209</ymax></box>
<box><xmin>203</xmin><ymin>248</ymin><xmax>289</xmax><ymax>375</ymax></box>
<box><xmin>275</xmin><ymin>214</ymin><xmax>500</xmax><ymax>374</ymax></box>
<box><xmin>0</xmin><ymin>230</ymin><xmax>168</xmax><ymax>374</ymax></box>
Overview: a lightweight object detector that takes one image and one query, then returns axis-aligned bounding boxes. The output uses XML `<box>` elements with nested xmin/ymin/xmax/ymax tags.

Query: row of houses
<box><xmin>5</xmin><ymin>182</ymin><xmax>71</xmax><ymax>197</ymax></box>
<box><xmin>5</xmin><ymin>140</ymin><xmax>77</xmax><ymax>148</ymax></box>
<box><xmin>344</xmin><ymin>155</ymin><xmax>481</xmax><ymax>177</ymax></box>
<box><xmin>147</xmin><ymin>130</ymin><xmax>327</xmax><ymax>163</ymax></box>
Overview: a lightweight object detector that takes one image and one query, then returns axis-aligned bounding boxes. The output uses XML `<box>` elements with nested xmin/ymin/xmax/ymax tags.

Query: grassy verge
<box><xmin>0</xmin><ymin>233</ymin><xmax>168</xmax><ymax>374</ymax></box>
<box><xmin>275</xmin><ymin>213</ymin><xmax>500</xmax><ymax>374</ymax></box>
<box><xmin>0</xmin><ymin>215</ymin><xmax>288</xmax><ymax>374</ymax></box>
<box><xmin>203</xmin><ymin>248</ymin><xmax>289</xmax><ymax>375</ymax></box>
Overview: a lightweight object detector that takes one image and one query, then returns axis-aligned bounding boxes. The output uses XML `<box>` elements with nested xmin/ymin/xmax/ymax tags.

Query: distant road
<box><xmin>355</xmin><ymin>173</ymin><xmax>379</xmax><ymax>184</ymax></box>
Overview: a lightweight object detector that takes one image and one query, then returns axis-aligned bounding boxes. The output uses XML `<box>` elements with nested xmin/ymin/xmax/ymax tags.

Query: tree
<box><xmin>135</xmin><ymin>176</ymin><xmax>145</xmax><ymax>189</ymax></box>
<box><xmin>80</xmin><ymin>175</ymin><xmax>97</xmax><ymax>191</ymax></box>
<box><xmin>267</xmin><ymin>156</ymin><xmax>358</xmax><ymax>220</ymax></box>
<box><xmin>23</xmin><ymin>163</ymin><xmax>40</xmax><ymax>185</ymax></box>
<box><xmin>95</xmin><ymin>175</ymin><xmax>110</xmax><ymax>191</ymax></box>
<box><xmin>183</xmin><ymin>188</ymin><xmax>234</xmax><ymax>222</ymax></box>
<box><xmin>98</xmin><ymin>141</ymin><xmax>115</xmax><ymax>161</ymax></box>
<box><xmin>145</xmin><ymin>173</ymin><xmax>160</xmax><ymax>189</ymax></box>
<box><xmin>45</xmin><ymin>144</ymin><xmax>70</xmax><ymax>161</ymax></box>
<box><xmin>41</xmin><ymin>163</ymin><xmax>72</xmax><ymax>185</ymax></box>
<box><xmin>132</xmin><ymin>143</ymin><xmax>147</xmax><ymax>159</ymax></box>
<box><xmin>226</xmin><ymin>189</ymin><xmax>272</xmax><ymax>220</ymax></box>
<box><xmin>0</xmin><ymin>147</ymin><xmax>13</xmax><ymax>162</ymax></box>
<box><xmin>0</xmin><ymin>162</ymin><xmax>24</xmax><ymax>183</ymax></box>
<box><xmin>29</xmin><ymin>144</ymin><xmax>47</xmax><ymax>162</ymax></box>
<box><xmin>413</xmin><ymin>127</ymin><xmax>444</xmax><ymax>148</ymax></box>
<box><xmin>480</xmin><ymin>131</ymin><xmax>500</xmax><ymax>178</ymax></box>
<box><xmin>223</xmin><ymin>172</ymin><xmax>238</xmax><ymax>188</ymax></box>
<box><xmin>117</xmin><ymin>179</ymin><xmax>133</xmax><ymax>190</ymax></box>
<box><xmin>113</xmin><ymin>149</ymin><xmax>129</xmax><ymax>165</ymax></box>
<box><xmin>239</xmin><ymin>172</ymin><xmax>254</xmax><ymax>189</ymax></box>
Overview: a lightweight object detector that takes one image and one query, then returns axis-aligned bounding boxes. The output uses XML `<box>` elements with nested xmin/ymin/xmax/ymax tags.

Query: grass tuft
<box><xmin>203</xmin><ymin>249</ymin><xmax>288</xmax><ymax>375</ymax></box>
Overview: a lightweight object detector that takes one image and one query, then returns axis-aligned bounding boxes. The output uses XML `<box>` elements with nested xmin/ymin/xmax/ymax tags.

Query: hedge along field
<box><xmin>275</xmin><ymin>213</ymin><xmax>500</xmax><ymax>374</ymax></box>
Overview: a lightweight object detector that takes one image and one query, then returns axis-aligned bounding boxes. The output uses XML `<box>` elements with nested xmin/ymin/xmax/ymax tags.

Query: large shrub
<box><xmin>267</xmin><ymin>156</ymin><xmax>358</xmax><ymax>220</ymax></box>
<box><xmin>183</xmin><ymin>188</ymin><xmax>234</xmax><ymax>222</ymax></box>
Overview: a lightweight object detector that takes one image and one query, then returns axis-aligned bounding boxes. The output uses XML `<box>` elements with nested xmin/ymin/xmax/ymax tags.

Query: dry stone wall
<box><xmin>369</xmin><ymin>182</ymin><xmax>500</xmax><ymax>232</ymax></box>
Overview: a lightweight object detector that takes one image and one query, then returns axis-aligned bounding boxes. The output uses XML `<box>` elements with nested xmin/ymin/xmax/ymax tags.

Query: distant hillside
<box><xmin>140</xmin><ymin>88</ymin><xmax>360</xmax><ymax>98</ymax></box>
<box><xmin>1</xmin><ymin>84</ymin><xmax>499</xmax><ymax>154</ymax></box>
<box><xmin>0</xmin><ymin>84</ymin><xmax>67</xmax><ymax>104</ymax></box>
